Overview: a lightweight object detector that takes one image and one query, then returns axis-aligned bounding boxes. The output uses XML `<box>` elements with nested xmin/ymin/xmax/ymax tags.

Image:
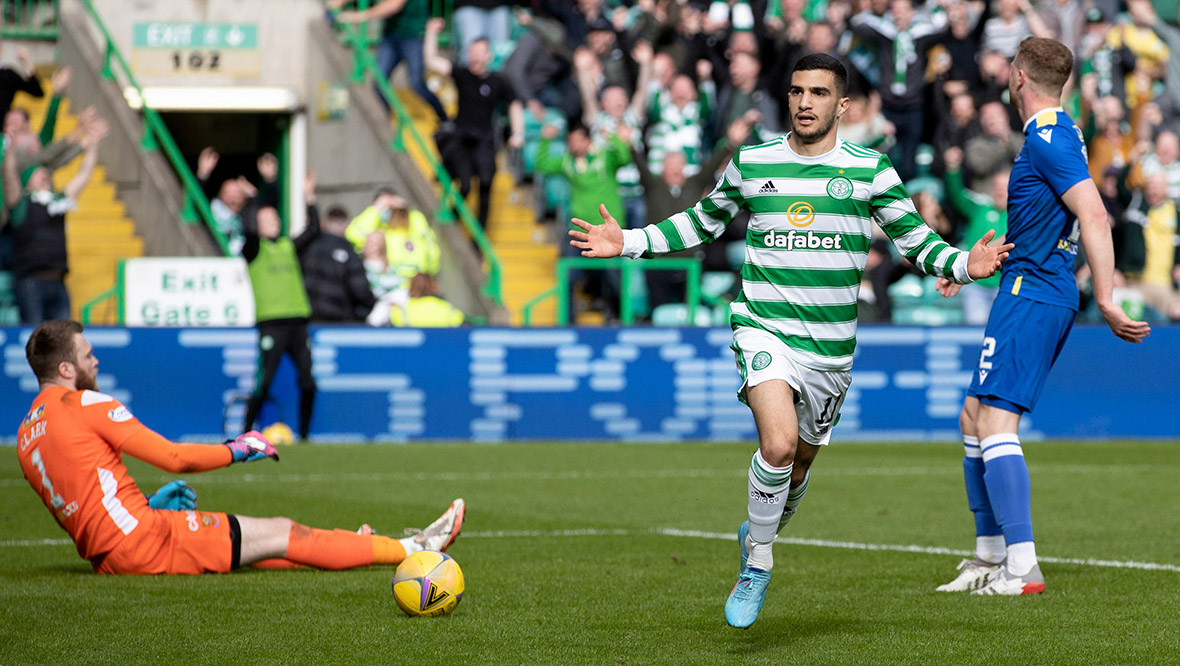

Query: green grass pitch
<box><xmin>3</xmin><ymin>441</ymin><xmax>1179</xmax><ymax>665</ymax></box>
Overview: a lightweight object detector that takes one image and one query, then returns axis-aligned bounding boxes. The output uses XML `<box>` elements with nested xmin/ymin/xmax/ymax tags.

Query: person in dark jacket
<box><xmin>299</xmin><ymin>205</ymin><xmax>376</xmax><ymax>322</ymax></box>
<box><xmin>633</xmin><ymin>114</ymin><xmax>752</xmax><ymax>309</ymax></box>
<box><xmin>2</xmin><ymin>112</ymin><xmax>106</xmax><ymax>324</ymax></box>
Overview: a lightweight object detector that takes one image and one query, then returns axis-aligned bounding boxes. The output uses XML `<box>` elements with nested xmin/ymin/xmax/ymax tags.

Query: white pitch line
<box><xmin>3</xmin><ymin>463</ymin><xmax>1173</xmax><ymax>489</ymax></box>
<box><xmin>3</xmin><ymin>528</ymin><xmax>1178</xmax><ymax>573</ymax></box>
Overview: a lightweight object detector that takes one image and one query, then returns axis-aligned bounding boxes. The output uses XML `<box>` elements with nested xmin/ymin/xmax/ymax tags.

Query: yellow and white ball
<box><xmin>392</xmin><ymin>550</ymin><xmax>465</xmax><ymax>617</ymax></box>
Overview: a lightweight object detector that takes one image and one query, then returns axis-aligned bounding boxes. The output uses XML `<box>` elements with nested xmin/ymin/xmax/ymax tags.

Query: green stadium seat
<box><xmin>702</xmin><ymin>271</ymin><xmax>736</xmax><ymax>301</ymax></box>
<box><xmin>651</xmin><ymin>303</ymin><xmax>714</xmax><ymax>327</ymax></box>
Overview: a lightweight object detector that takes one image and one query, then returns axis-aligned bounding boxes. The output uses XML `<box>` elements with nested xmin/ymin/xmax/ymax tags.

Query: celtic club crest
<box><xmin>827</xmin><ymin>176</ymin><xmax>853</xmax><ymax>200</ymax></box>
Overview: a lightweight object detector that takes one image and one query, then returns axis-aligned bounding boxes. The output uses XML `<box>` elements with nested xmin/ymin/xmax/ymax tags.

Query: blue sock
<box><xmin>963</xmin><ymin>436</ymin><xmax>1001</xmax><ymax>538</ymax></box>
<box><xmin>981</xmin><ymin>433</ymin><xmax>1034</xmax><ymax>546</ymax></box>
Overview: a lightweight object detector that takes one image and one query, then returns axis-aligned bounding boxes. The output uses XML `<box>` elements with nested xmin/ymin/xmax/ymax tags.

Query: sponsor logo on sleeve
<box><xmin>108</xmin><ymin>406</ymin><xmax>134</xmax><ymax>423</ymax></box>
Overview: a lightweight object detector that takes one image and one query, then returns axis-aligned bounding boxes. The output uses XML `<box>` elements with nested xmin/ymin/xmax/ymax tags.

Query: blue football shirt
<box><xmin>1001</xmin><ymin>106</ymin><xmax>1091</xmax><ymax>311</ymax></box>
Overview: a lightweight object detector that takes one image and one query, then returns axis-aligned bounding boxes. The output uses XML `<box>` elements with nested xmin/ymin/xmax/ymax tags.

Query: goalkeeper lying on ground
<box><xmin>16</xmin><ymin>319</ymin><xmax>464</xmax><ymax>574</ymax></box>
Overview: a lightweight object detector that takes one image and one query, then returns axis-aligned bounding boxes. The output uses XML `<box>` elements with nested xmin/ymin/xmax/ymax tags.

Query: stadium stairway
<box><xmin>14</xmin><ymin>89</ymin><xmax>142</xmax><ymax>324</ymax></box>
<box><xmin>397</xmin><ymin>82</ymin><xmax>558</xmax><ymax>326</ymax></box>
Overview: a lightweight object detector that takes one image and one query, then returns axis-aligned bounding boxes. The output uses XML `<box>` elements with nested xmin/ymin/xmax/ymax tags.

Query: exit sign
<box><xmin>132</xmin><ymin>22</ymin><xmax>260</xmax><ymax>77</ymax></box>
<box><xmin>133</xmin><ymin>23</ymin><xmax>258</xmax><ymax>49</ymax></box>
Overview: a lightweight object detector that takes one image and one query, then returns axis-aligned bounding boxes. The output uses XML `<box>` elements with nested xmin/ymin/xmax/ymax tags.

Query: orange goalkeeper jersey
<box><xmin>16</xmin><ymin>386</ymin><xmax>231</xmax><ymax>562</ymax></box>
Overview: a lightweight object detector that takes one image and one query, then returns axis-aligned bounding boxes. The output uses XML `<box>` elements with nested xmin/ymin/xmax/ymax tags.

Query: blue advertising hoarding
<box><xmin>1</xmin><ymin>326</ymin><xmax>1176</xmax><ymax>442</ymax></box>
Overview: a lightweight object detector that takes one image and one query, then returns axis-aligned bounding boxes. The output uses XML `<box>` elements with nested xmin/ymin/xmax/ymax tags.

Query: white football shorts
<box><xmin>731</xmin><ymin>326</ymin><xmax>851</xmax><ymax>446</ymax></box>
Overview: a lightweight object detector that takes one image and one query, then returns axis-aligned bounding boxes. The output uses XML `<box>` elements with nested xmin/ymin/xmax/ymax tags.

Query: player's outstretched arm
<box><xmin>1064</xmin><ymin>180</ymin><xmax>1152</xmax><ymax>343</ymax></box>
<box><xmin>121</xmin><ymin>429</ymin><xmax>238</xmax><ymax>474</ymax></box>
<box><xmin>568</xmin><ymin>204</ymin><xmax>624</xmax><ymax>258</ymax></box>
<box><xmin>965</xmin><ymin>229</ymin><xmax>1014</xmax><ymax>281</ymax></box>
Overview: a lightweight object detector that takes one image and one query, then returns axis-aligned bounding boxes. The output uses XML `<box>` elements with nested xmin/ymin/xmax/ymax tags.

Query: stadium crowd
<box><xmin>339</xmin><ymin>0</ymin><xmax>1180</xmax><ymax>325</ymax></box>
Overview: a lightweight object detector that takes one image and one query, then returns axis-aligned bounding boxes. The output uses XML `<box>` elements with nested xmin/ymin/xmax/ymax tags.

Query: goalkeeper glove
<box><xmin>146</xmin><ymin>480</ymin><xmax>197</xmax><ymax>511</ymax></box>
<box><xmin>225</xmin><ymin>430</ymin><xmax>280</xmax><ymax>463</ymax></box>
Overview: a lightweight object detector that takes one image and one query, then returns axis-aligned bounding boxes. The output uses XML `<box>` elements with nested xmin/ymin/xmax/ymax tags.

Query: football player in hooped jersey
<box><xmin>17</xmin><ymin>320</ymin><xmax>464</xmax><ymax>575</ymax></box>
<box><xmin>571</xmin><ymin>53</ymin><xmax>1013</xmax><ymax>628</ymax></box>
<box><xmin>935</xmin><ymin>38</ymin><xmax>1150</xmax><ymax>596</ymax></box>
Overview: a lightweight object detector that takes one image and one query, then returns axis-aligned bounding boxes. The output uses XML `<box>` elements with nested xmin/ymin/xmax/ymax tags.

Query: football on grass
<box><xmin>392</xmin><ymin>550</ymin><xmax>464</xmax><ymax>617</ymax></box>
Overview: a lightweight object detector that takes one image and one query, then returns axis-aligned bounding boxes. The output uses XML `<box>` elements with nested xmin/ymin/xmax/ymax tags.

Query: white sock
<box><xmin>747</xmin><ymin>450</ymin><xmax>792</xmax><ymax>570</ymax></box>
<box><xmin>1006</xmin><ymin>541</ymin><xmax>1037</xmax><ymax>576</ymax></box>
<box><xmin>746</xmin><ymin>536</ymin><xmax>775</xmax><ymax>571</ymax></box>
<box><xmin>399</xmin><ymin>537</ymin><xmax>422</xmax><ymax>554</ymax></box>
<box><xmin>976</xmin><ymin>535</ymin><xmax>1006</xmax><ymax>564</ymax></box>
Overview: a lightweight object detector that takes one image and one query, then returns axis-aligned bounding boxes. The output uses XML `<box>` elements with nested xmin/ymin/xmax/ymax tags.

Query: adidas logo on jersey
<box><xmin>758</xmin><ymin>180</ymin><xmax>778</xmax><ymax>193</ymax></box>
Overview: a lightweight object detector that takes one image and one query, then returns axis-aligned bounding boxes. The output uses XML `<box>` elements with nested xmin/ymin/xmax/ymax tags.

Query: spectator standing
<box><xmin>1127</xmin><ymin>0</ymin><xmax>1180</xmax><ymax>122</ymax></box>
<box><xmin>299</xmin><ymin>205</ymin><xmax>376</xmax><ymax>323</ymax></box>
<box><xmin>944</xmin><ymin>146</ymin><xmax>1009</xmax><ymax>324</ymax></box>
<box><xmin>6</xmin><ymin>68</ymin><xmax>84</xmax><ymax>176</ymax></box>
<box><xmin>981</xmin><ymin>0</ymin><xmax>1052</xmax><ymax>59</ymax></box>
<box><xmin>3</xmin><ymin>114</ymin><xmax>107</xmax><ymax>324</ymax></box>
<box><xmin>1120</xmin><ymin>172</ymin><xmax>1180</xmax><ymax>319</ymax></box>
<box><xmin>850</xmin><ymin>0</ymin><xmax>950</xmax><ymax>182</ymax></box>
<box><xmin>503</xmin><ymin>7</ymin><xmax>581</xmax><ymax>124</ymax></box>
<box><xmin>645</xmin><ymin>63</ymin><xmax>715</xmax><ymax>176</ymax></box>
<box><xmin>578</xmin><ymin>40</ymin><xmax>654</xmax><ymax>229</ymax></box>
<box><xmin>346</xmin><ymin>192</ymin><xmax>441</xmax><ymax>278</ymax></box>
<box><xmin>964</xmin><ymin>101</ymin><xmax>1023</xmax><ymax>192</ymax></box>
<box><xmin>931</xmin><ymin>91</ymin><xmax>980</xmax><ymax>177</ymax></box>
<box><xmin>334</xmin><ymin>0</ymin><xmax>447</xmax><ymax>120</ymax></box>
<box><xmin>425</xmin><ymin>18</ymin><xmax>524</xmax><ymax>229</ymax></box>
<box><xmin>452</xmin><ymin>0</ymin><xmax>516</xmax><ymax>67</ymax></box>
<box><xmin>241</xmin><ymin>174</ymin><xmax>321</xmax><ymax>442</ymax></box>
<box><xmin>1129</xmin><ymin>130</ymin><xmax>1180</xmax><ymax>201</ymax></box>
<box><xmin>1078</xmin><ymin>9</ymin><xmax>1137</xmax><ymax>111</ymax></box>
<box><xmin>714</xmin><ymin>50</ymin><xmax>780</xmax><ymax>146</ymax></box>
<box><xmin>196</xmin><ymin>148</ymin><xmax>279</xmax><ymax>256</ymax></box>
<box><xmin>535</xmin><ymin>122</ymin><xmax>632</xmax><ymax>319</ymax></box>
<box><xmin>633</xmin><ymin>116</ymin><xmax>753</xmax><ymax>309</ymax></box>
<box><xmin>0</xmin><ymin>47</ymin><xmax>42</xmax><ymax>122</ymax></box>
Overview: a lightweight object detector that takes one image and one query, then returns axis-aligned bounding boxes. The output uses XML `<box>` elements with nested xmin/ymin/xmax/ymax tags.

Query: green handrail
<box><xmin>327</xmin><ymin>2</ymin><xmax>502</xmax><ymax>306</ymax></box>
<box><xmin>520</xmin><ymin>285</ymin><xmax>558</xmax><ymax>327</ymax></box>
<box><xmin>80</xmin><ymin>259</ymin><xmax>126</xmax><ymax>325</ymax></box>
<box><xmin>527</xmin><ymin>257</ymin><xmax>703</xmax><ymax>327</ymax></box>
<box><xmin>0</xmin><ymin>0</ymin><xmax>58</xmax><ymax>39</ymax></box>
<box><xmin>76</xmin><ymin>0</ymin><xmax>230</xmax><ymax>257</ymax></box>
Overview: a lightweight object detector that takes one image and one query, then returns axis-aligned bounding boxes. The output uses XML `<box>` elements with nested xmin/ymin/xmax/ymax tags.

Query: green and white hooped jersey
<box><xmin>620</xmin><ymin>135</ymin><xmax>974</xmax><ymax>371</ymax></box>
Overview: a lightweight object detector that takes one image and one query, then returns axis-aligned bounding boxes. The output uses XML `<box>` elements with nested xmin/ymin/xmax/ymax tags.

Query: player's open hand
<box><xmin>936</xmin><ymin>277</ymin><xmax>961</xmax><ymax>298</ymax></box>
<box><xmin>1097</xmin><ymin>302</ymin><xmax>1151</xmax><ymax>344</ymax></box>
<box><xmin>569</xmin><ymin>204</ymin><xmax>624</xmax><ymax>258</ymax></box>
<box><xmin>965</xmin><ymin>229</ymin><xmax>1014</xmax><ymax>280</ymax></box>
<box><xmin>226</xmin><ymin>431</ymin><xmax>280</xmax><ymax>463</ymax></box>
<box><xmin>147</xmin><ymin>480</ymin><xmax>198</xmax><ymax>511</ymax></box>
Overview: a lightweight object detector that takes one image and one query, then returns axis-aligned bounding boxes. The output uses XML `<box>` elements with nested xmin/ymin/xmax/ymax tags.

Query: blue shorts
<box><xmin>966</xmin><ymin>292</ymin><xmax>1075</xmax><ymax>414</ymax></box>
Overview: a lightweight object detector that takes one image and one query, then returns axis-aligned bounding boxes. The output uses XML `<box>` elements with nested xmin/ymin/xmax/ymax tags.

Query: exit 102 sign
<box><xmin>131</xmin><ymin>22</ymin><xmax>260</xmax><ymax>77</ymax></box>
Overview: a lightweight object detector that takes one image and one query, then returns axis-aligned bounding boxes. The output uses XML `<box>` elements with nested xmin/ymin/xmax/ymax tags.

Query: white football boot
<box><xmin>972</xmin><ymin>564</ymin><xmax>1045</xmax><ymax>596</ymax></box>
<box><xmin>936</xmin><ymin>557</ymin><xmax>1003</xmax><ymax>592</ymax></box>
<box><xmin>412</xmin><ymin>498</ymin><xmax>466</xmax><ymax>552</ymax></box>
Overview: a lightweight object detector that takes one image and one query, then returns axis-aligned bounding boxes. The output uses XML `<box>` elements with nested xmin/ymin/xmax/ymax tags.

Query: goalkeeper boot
<box><xmin>738</xmin><ymin>521</ymin><xmax>750</xmax><ymax>572</ymax></box>
<box><xmin>936</xmin><ymin>557</ymin><xmax>1003</xmax><ymax>592</ymax></box>
<box><xmin>412</xmin><ymin>498</ymin><xmax>466</xmax><ymax>552</ymax></box>
<box><xmin>972</xmin><ymin>564</ymin><xmax>1045</xmax><ymax>596</ymax></box>
<box><xmin>725</xmin><ymin>566</ymin><xmax>772</xmax><ymax>629</ymax></box>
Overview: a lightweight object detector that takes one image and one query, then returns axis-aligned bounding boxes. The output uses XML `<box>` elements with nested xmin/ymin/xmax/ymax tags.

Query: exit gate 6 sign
<box><xmin>131</xmin><ymin>22</ymin><xmax>260</xmax><ymax>77</ymax></box>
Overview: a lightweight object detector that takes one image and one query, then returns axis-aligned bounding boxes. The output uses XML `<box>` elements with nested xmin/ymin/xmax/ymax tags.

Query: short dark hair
<box><xmin>568</xmin><ymin>122</ymin><xmax>590</xmax><ymax>138</ymax></box>
<box><xmin>791</xmin><ymin>53</ymin><xmax>848</xmax><ymax>98</ymax></box>
<box><xmin>26</xmin><ymin>320</ymin><xmax>83</xmax><ymax>382</ymax></box>
<box><xmin>373</xmin><ymin>186</ymin><xmax>396</xmax><ymax>201</ymax></box>
<box><xmin>326</xmin><ymin>205</ymin><xmax>349</xmax><ymax>221</ymax></box>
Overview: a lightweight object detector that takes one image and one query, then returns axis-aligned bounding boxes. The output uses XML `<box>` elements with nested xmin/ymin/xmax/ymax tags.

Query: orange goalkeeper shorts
<box><xmin>93</xmin><ymin>510</ymin><xmax>239</xmax><ymax>575</ymax></box>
